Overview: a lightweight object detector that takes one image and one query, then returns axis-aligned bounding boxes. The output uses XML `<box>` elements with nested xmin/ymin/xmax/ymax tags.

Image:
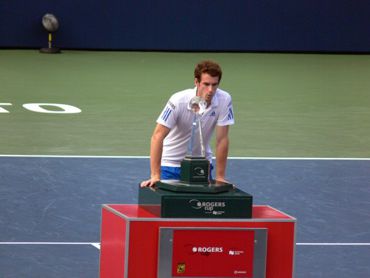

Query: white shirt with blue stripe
<box><xmin>157</xmin><ymin>87</ymin><xmax>234</xmax><ymax>167</ymax></box>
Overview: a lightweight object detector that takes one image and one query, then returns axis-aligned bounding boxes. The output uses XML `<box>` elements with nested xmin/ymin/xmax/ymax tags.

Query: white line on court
<box><xmin>0</xmin><ymin>154</ymin><xmax>150</xmax><ymax>159</ymax></box>
<box><xmin>0</xmin><ymin>242</ymin><xmax>101</xmax><ymax>249</ymax></box>
<box><xmin>91</xmin><ymin>243</ymin><xmax>101</xmax><ymax>249</ymax></box>
<box><xmin>1</xmin><ymin>242</ymin><xmax>369</xmax><ymax>248</ymax></box>
<box><xmin>0</xmin><ymin>154</ymin><xmax>369</xmax><ymax>160</ymax></box>
<box><xmin>0</xmin><ymin>242</ymin><xmax>99</xmax><ymax>245</ymax></box>
<box><xmin>228</xmin><ymin>157</ymin><xmax>370</xmax><ymax>161</ymax></box>
<box><xmin>296</xmin><ymin>243</ymin><xmax>370</xmax><ymax>246</ymax></box>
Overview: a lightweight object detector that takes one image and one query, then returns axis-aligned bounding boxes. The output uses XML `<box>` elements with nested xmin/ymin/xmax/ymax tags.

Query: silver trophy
<box><xmin>177</xmin><ymin>96</ymin><xmax>210</xmax><ymax>185</ymax></box>
<box><xmin>187</xmin><ymin>96</ymin><xmax>207</xmax><ymax>158</ymax></box>
<box><xmin>156</xmin><ymin>95</ymin><xmax>233</xmax><ymax>193</ymax></box>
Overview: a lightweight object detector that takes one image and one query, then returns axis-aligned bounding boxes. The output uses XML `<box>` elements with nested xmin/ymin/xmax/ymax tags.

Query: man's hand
<box><xmin>140</xmin><ymin>177</ymin><xmax>160</xmax><ymax>187</ymax></box>
<box><xmin>215</xmin><ymin>176</ymin><xmax>229</xmax><ymax>184</ymax></box>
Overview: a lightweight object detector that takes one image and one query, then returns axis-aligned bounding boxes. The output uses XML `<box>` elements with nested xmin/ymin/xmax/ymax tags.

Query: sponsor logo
<box><xmin>192</xmin><ymin>246</ymin><xmax>224</xmax><ymax>253</ymax></box>
<box><xmin>227</xmin><ymin>107</ymin><xmax>234</xmax><ymax>120</ymax></box>
<box><xmin>189</xmin><ymin>199</ymin><xmax>226</xmax><ymax>213</ymax></box>
<box><xmin>168</xmin><ymin>101</ymin><xmax>176</xmax><ymax>110</ymax></box>
<box><xmin>193</xmin><ymin>167</ymin><xmax>205</xmax><ymax>176</ymax></box>
<box><xmin>228</xmin><ymin>250</ymin><xmax>245</xmax><ymax>256</ymax></box>
<box><xmin>177</xmin><ymin>263</ymin><xmax>185</xmax><ymax>274</ymax></box>
<box><xmin>212</xmin><ymin>210</ymin><xmax>224</xmax><ymax>215</ymax></box>
<box><xmin>161</xmin><ymin>106</ymin><xmax>172</xmax><ymax>122</ymax></box>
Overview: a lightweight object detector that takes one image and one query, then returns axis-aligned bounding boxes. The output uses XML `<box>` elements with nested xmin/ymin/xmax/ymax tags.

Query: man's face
<box><xmin>195</xmin><ymin>73</ymin><xmax>220</xmax><ymax>105</ymax></box>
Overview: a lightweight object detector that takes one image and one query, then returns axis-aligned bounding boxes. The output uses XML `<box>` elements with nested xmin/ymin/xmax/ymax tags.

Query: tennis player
<box><xmin>141</xmin><ymin>60</ymin><xmax>234</xmax><ymax>187</ymax></box>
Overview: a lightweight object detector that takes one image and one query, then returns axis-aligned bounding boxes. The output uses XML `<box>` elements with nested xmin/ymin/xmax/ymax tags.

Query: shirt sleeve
<box><xmin>156</xmin><ymin>97</ymin><xmax>177</xmax><ymax>129</ymax></box>
<box><xmin>217</xmin><ymin>95</ymin><xmax>235</xmax><ymax>126</ymax></box>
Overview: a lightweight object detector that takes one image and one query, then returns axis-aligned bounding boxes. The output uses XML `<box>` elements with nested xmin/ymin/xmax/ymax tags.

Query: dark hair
<box><xmin>194</xmin><ymin>60</ymin><xmax>222</xmax><ymax>82</ymax></box>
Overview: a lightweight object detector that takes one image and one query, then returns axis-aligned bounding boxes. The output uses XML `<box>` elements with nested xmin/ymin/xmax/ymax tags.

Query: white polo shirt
<box><xmin>157</xmin><ymin>87</ymin><xmax>235</xmax><ymax>167</ymax></box>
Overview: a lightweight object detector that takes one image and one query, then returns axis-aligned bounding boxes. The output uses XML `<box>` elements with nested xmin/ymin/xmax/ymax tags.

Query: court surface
<box><xmin>1</xmin><ymin>156</ymin><xmax>369</xmax><ymax>277</ymax></box>
<box><xmin>1</xmin><ymin>50</ymin><xmax>369</xmax><ymax>277</ymax></box>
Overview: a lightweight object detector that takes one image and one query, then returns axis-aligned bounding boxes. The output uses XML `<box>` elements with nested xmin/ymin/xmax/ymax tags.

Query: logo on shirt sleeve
<box><xmin>168</xmin><ymin>101</ymin><xmax>176</xmax><ymax>110</ymax></box>
<box><xmin>161</xmin><ymin>106</ymin><xmax>173</xmax><ymax>122</ymax></box>
<box><xmin>227</xmin><ymin>107</ymin><xmax>234</xmax><ymax>120</ymax></box>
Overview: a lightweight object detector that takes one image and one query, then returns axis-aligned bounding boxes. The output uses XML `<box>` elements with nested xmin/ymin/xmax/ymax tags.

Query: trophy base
<box><xmin>138</xmin><ymin>184</ymin><xmax>253</xmax><ymax>218</ymax></box>
<box><xmin>40</xmin><ymin>47</ymin><xmax>61</xmax><ymax>54</ymax></box>
<box><xmin>156</xmin><ymin>179</ymin><xmax>234</xmax><ymax>193</ymax></box>
<box><xmin>180</xmin><ymin>156</ymin><xmax>209</xmax><ymax>184</ymax></box>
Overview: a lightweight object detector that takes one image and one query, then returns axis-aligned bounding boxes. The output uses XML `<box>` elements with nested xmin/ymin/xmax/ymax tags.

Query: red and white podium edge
<box><xmin>99</xmin><ymin>204</ymin><xmax>296</xmax><ymax>278</ymax></box>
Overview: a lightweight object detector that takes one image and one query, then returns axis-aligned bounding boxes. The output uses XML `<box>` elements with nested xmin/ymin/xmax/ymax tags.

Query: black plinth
<box><xmin>156</xmin><ymin>179</ymin><xmax>234</xmax><ymax>193</ymax></box>
<box><xmin>138</xmin><ymin>185</ymin><xmax>253</xmax><ymax>218</ymax></box>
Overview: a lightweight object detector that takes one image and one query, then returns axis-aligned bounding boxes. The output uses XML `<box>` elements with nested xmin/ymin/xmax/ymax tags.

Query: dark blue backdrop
<box><xmin>1</xmin><ymin>0</ymin><xmax>369</xmax><ymax>52</ymax></box>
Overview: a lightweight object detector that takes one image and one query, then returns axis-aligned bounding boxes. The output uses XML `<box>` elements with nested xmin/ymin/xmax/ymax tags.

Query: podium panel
<box><xmin>158</xmin><ymin>228</ymin><xmax>267</xmax><ymax>277</ymax></box>
<box><xmin>100</xmin><ymin>204</ymin><xmax>296</xmax><ymax>278</ymax></box>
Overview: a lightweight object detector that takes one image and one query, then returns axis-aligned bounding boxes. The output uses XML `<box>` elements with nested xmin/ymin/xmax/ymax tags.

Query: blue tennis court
<box><xmin>1</xmin><ymin>156</ymin><xmax>369</xmax><ymax>277</ymax></box>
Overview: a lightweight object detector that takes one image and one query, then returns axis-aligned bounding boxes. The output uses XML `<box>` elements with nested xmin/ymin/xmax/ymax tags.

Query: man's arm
<box><xmin>215</xmin><ymin>125</ymin><xmax>230</xmax><ymax>182</ymax></box>
<box><xmin>140</xmin><ymin>123</ymin><xmax>170</xmax><ymax>187</ymax></box>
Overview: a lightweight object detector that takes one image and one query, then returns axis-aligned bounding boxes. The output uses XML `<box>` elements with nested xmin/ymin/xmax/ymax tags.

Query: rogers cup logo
<box><xmin>189</xmin><ymin>199</ymin><xmax>226</xmax><ymax>214</ymax></box>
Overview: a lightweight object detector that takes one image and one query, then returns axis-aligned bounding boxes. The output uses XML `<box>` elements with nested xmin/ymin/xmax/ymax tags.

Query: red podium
<box><xmin>99</xmin><ymin>204</ymin><xmax>296</xmax><ymax>278</ymax></box>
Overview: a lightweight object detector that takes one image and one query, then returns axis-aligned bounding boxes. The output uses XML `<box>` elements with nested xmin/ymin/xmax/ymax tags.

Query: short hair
<box><xmin>194</xmin><ymin>60</ymin><xmax>222</xmax><ymax>82</ymax></box>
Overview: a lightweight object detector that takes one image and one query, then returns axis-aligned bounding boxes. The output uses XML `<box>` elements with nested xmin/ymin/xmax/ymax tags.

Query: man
<box><xmin>141</xmin><ymin>60</ymin><xmax>234</xmax><ymax>187</ymax></box>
